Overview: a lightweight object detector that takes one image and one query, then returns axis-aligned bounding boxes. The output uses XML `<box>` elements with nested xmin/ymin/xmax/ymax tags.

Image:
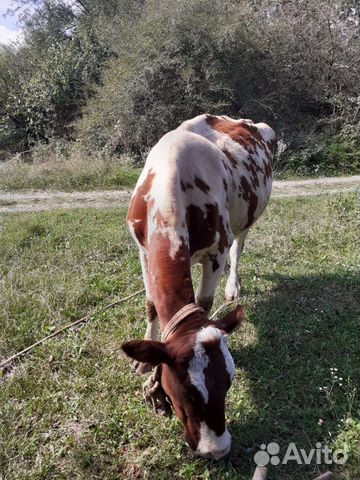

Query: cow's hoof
<box><xmin>132</xmin><ymin>360</ymin><xmax>153</xmax><ymax>375</ymax></box>
<box><xmin>225</xmin><ymin>281</ymin><xmax>241</xmax><ymax>302</ymax></box>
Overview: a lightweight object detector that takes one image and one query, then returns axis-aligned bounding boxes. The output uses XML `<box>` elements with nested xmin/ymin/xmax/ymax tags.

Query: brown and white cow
<box><xmin>122</xmin><ymin>114</ymin><xmax>276</xmax><ymax>460</ymax></box>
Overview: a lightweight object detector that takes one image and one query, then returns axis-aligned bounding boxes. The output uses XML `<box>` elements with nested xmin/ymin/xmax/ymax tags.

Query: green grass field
<box><xmin>0</xmin><ymin>192</ymin><xmax>359</xmax><ymax>479</ymax></box>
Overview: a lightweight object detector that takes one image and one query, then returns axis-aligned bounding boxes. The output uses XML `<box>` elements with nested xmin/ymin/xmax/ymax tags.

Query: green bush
<box><xmin>76</xmin><ymin>0</ymin><xmax>359</xmax><ymax>163</ymax></box>
<box><xmin>276</xmin><ymin>132</ymin><xmax>360</xmax><ymax>176</ymax></box>
<box><xmin>77</xmin><ymin>1</ymin><xmax>274</xmax><ymax>154</ymax></box>
<box><xmin>0</xmin><ymin>1</ymin><xmax>109</xmax><ymax>155</ymax></box>
<box><xmin>1</xmin><ymin>0</ymin><xmax>359</xmax><ymax>176</ymax></box>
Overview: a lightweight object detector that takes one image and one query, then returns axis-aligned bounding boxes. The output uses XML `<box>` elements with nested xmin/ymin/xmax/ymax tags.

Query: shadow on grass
<box><xmin>225</xmin><ymin>272</ymin><xmax>359</xmax><ymax>479</ymax></box>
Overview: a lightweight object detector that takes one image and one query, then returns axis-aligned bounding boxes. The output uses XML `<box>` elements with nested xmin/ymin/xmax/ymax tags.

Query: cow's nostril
<box><xmin>211</xmin><ymin>445</ymin><xmax>231</xmax><ymax>460</ymax></box>
<box><xmin>195</xmin><ymin>444</ymin><xmax>230</xmax><ymax>461</ymax></box>
<box><xmin>195</xmin><ymin>422</ymin><xmax>232</xmax><ymax>460</ymax></box>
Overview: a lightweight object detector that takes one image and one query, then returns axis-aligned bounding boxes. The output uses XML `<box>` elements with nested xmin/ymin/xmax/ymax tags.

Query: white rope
<box><xmin>209</xmin><ymin>298</ymin><xmax>241</xmax><ymax>320</ymax></box>
<box><xmin>0</xmin><ymin>288</ymin><xmax>145</xmax><ymax>369</ymax></box>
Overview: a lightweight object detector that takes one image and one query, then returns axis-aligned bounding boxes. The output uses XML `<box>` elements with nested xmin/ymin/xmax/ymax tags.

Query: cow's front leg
<box><xmin>196</xmin><ymin>251</ymin><xmax>228</xmax><ymax>314</ymax></box>
<box><xmin>225</xmin><ymin>230</ymin><xmax>248</xmax><ymax>302</ymax></box>
<box><xmin>133</xmin><ymin>251</ymin><xmax>159</xmax><ymax>375</ymax></box>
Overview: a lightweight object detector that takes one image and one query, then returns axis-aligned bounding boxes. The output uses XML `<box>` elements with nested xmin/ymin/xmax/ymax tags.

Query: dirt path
<box><xmin>0</xmin><ymin>176</ymin><xmax>358</xmax><ymax>214</ymax></box>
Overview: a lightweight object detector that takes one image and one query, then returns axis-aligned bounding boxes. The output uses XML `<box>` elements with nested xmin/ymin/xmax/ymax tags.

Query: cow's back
<box><xmin>179</xmin><ymin>114</ymin><xmax>276</xmax><ymax>235</ymax></box>
<box><xmin>127</xmin><ymin>114</ymin><xmax>276</xmax><ymax>259</ymax></box>
<box><xmin>127</xmin><ymin>128</ymin><xmax>230</xmax><ymax>257</ymax></box>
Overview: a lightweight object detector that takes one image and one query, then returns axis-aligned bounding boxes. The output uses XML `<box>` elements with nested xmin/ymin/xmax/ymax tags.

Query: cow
<box><xmin>122</xmin><ymin>114</ymin><xmax>276</xmax><ymax>460</ymax></box>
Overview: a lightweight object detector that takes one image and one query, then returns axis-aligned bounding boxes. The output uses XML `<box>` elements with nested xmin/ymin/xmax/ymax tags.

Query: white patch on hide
<box><xmin>219</xmin><ymin>335</ymin><xmax>235</xmax><ymax>380</ymax></box>
<box><xmin>188</xmin><ymin>341</ymin><xmax>209</xmax><ymax>403</ymax></box>
<box><xmin>188</xmin><ymin>326</ymin><xmax>235</xmax><ymax>403</ymax></box>
<box><xmin>128</xmin><ymin>220</ymin><xmax>144</xmax><ymax>250</ymax></box>
<box><xmin>197</xmin><ymin>326</ymin><xmax>222</xmax><ymax>344</ymax></box>
<box><xmin>255</xmin><ymin>122</ymin><xmax>276</xmax><ymax>142</ymax></box>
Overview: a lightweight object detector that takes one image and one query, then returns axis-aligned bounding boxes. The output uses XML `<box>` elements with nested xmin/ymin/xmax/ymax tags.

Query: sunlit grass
<box><xmin>0</xmin><ymin>192</ymin><xmax>359</xmax><ymax>479</ymax></box>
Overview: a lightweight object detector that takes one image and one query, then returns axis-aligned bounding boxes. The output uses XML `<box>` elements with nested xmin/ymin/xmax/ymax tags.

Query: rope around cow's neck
<box><xmin>161</xmin><ymin>303</ymin><xmax>205</xmax><ymax>341</ymax></box>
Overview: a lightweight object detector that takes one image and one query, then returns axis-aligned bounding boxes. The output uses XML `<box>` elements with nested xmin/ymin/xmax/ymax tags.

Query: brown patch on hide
<box><xmin>217</xmin><ymin>213</ymin><xmax>229</xmax><ymax>254</ymax></box>
<box><xmin>181</xmin><ymin>180</ymin><xmax>194</xmax><ymax>192</ymax></box>
<box><xmin>186</xmin><ymin>205</ymin><xmax>215</xmax><ymax>255</ymax></box>
<box><xmin>186</xmin><ymin>203</ymin><xmax>229</xmax><ymax>256</ymax></box>
<box><xmin>264</xmin><ymin>160</ymin><xmax>273</xmax><ymax>179</ymax></box>
<box><xmin>194</xmin><ymin>176</ymin><xmax>210</xmax><ymax>193</ymax></box>
<box><xmin>221</xmin><ymin>158</ymin><xmax>232</xmax><ymax>176</ymax></box>
<box><xmin>208</xmin><ymin>253</ymin><xmax>220</xmax><ymax>272</ymax></box>
<box><xmin>206</xmin><ymin>115</ymin><xmax>265</xmax><ymax>151</ymax></box>
<box><xmin>244</xmin><ymin>161</ymin><xmax>260</xmax><ymax>189</ymax></box>
<box><xmin>203</xmin><ymin>340</ymin><xmax>230</xmax><ymax>435</ymax></box>
<box><xmin>240</xmin><ymin>176</ymin><xmax>258</xmax><ymax>228</ymax></box>
<box><xmin>222</xmin><ymin>149</ymin><xmax>238</xmax><ymax>168</ymax></box>
<box><xmin>147</xmin><ymin>234</ymin><xmax>195</xmax><ymax>324</ymax></box>
<box><xmin>127</xmin><ymin>171</ymin><xmax>155</xmax><ymax>247</ymax></box>
<box><xmin>267</xmin><ymin>139</ymin><xmax>277</xmax><ymax>156</ymax></box>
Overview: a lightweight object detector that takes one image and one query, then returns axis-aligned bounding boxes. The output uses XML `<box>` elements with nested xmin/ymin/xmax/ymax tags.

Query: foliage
<box><xmin>275</xmin><ymin>131</ymin><xmax>360</xmax><ymax>177</ymax></box>
<box><xmin>0</xmin><ymin>0</ymin><xmax>359</xmax><ymax>173</ymax></box>
<box><xmin>77</xmin><ymin>0</ymin><xmax>360</xmax><ymax>158</ymax></box>
<box><xmin>0</xmin><ymin>0</ymin><xmax>109</xmax><ymax>154</ymax></box>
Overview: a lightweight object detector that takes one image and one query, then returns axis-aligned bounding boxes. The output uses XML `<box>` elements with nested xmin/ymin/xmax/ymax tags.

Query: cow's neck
<box><xmin>147</xmin><ymin>235</ymin><xmax>195</xmax><ymax>329</ymax></box>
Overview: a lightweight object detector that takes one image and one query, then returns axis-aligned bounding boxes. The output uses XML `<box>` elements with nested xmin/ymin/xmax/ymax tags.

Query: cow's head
<box><xmin>122</xmin><ymin>306</ymin><xmax>243</xmax><ymax>460</ymax></box>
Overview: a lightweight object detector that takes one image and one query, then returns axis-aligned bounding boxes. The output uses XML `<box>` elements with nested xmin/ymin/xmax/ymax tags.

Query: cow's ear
<box><xmin>214</xmin><ymin>305</ymin><xmax>244</xmax><ymax>334</ymax></box>
<box><xmin>121</xmin><ymin>340</ymin><xmax>173</xmax><ymax>365</ymax></box>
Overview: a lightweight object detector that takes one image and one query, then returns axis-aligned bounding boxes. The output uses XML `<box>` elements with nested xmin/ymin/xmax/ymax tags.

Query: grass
<box><xmin>0</xmin><ymin>192</ymin><xmax>359</xmax><ymax>479</ymax></box>
<box><xmin>0</xmin><ymin>153</ymin><xmax>141</xmax><ymax>192</ymax></box>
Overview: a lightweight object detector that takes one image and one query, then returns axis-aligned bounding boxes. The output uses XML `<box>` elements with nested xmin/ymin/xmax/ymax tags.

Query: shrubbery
<box><xmin>275</xmin><ymin>131</ymin><xmax>360</xmax><ymax>177</ymax></box>
<box><xmin>77</xmin><ymin>0</ymin><xmax>360</xmax><ymax>156</ymax></box>
<box><xmin>1</xmin><ymin>0</ymin><xmax>359</xmax><ymax>175</ymax></box>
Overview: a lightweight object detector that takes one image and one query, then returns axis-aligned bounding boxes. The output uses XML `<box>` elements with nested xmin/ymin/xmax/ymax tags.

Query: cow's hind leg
<box><xmin>225</xmin><ymin>230</ymin><xmax>248</xmax><ymax>302</ymax></box>
<box><xmin>196</xmin><ymin>250</ymin><xmax>228</xmax><ymax>314</ymax></box>
<box><xmin>133</xmin><ymin>250</ymin><xmax>159</xmax><ymax>375</ymax></box>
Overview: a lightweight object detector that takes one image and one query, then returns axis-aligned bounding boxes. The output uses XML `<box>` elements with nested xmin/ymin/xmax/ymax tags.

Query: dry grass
<box><xmin>0</xmin><ymin>145</ymin><xmax>140</xmax><ymax>192</ymax></box>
